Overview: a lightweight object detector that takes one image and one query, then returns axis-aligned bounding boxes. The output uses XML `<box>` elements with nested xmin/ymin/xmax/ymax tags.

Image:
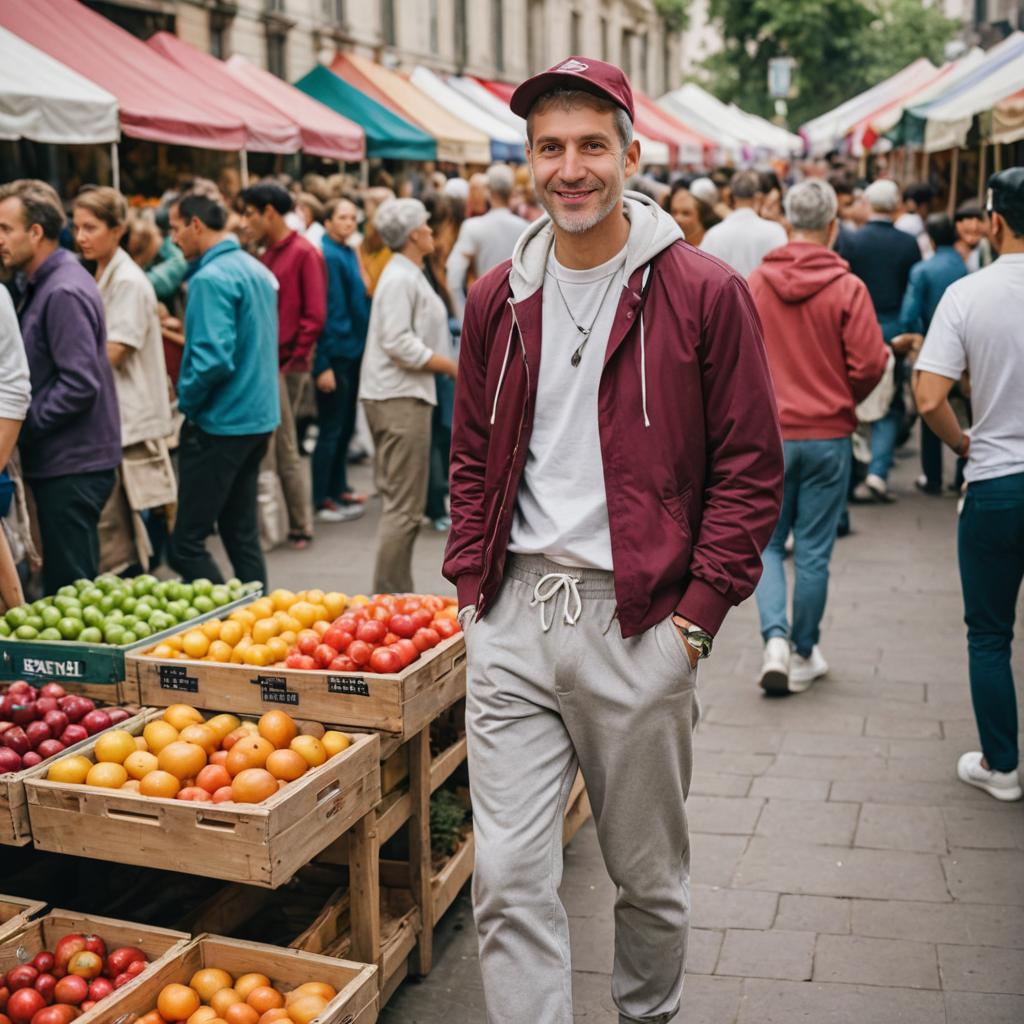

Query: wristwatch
<box><xmin>671</xmin><ymin>615</ymin><xmax>714</xmax><ymax>660</ymax></box>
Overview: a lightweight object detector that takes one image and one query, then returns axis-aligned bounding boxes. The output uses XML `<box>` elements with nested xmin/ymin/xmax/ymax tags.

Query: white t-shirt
<box><xmin>446</xmin><ymin>207</ymin><xmax>529</xmax><ymax>318</ymax></box>
<box><xmin>0</xmin><ymin>286</ymin><xmax>30</xmax><ymax>424</ymax></box>
<box><xmin>507</xmin><ymin>245</ymin><xmax>627</xmax><ymax>570</ymax></box>
<box><xmin>916</xmin><ymin>253</ymin><xmax>1024</xmax><ymax>482</ymax></box>
<box><xmin>699</xmin><ymin>207</ymin><xmax>788</xmax><ymax>279</ymax></box>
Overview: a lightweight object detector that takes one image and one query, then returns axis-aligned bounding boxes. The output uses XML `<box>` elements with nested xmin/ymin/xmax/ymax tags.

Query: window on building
<box><xmin>320</xmin><ymin>0</ymin><xmax>344</xmax><ymax>25</ymax></box>
<box><xmin>209</xmin><ymin>12</ymin><xmax>232</xmax><ymax>58</ymax></box>
<box><xmin>528</xmin><ymin>0</ymin><xmax>544</xmax><ymax>72</ymax></box>
<box><xmin>493</xmin><ymin>0</ymin><xmax>505</xmax><ymax>72</ymax></box>
<box><xmin>429</xmin><ymin>0</ymin><xmax>439</xmax><ymax>53</ymax></box>
<box><xmin>663</xmin><ymin>33</ymin><xmax>671</xmax><ymax>94</ymax></box>
<box><xmin>454</xmin><ymin>0</ymin><xmax>468</xmax><ymax>68</ymax></box>
<box><xmin>600</xmin><ymin>16</ymin><xmax>608</xmax><ymax>60</ymax></box>
<box><xmin>639</xmin><ymin>32</ymin><xmax>648</xmax><ymax>91</ymax></box>
<box><xmin>570</xmin><ymin>9</ymin><xmax>581</xmax><ymax>54</ymax></box>
<box><xmin>382</xmin><ymin>0</ymin><xmax>396</xmax><ymax>46</ymax></box>
<box><xmin>266</xmin><ymin>28</ymin><xmax>287</xmax><ymax>77</ymax></box>
<box><xmin>265</xmin><ymin>0</ymin><xmax>286</xmax><ymax>12</ymax></box>
<box><xmin>620</xmin><ymin>29</ymin><xmax>633</xmax><ymax>78</ymax></box>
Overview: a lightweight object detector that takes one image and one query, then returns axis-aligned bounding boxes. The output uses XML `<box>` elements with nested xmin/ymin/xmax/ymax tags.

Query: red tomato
<box><xmin>323</xmin><ymin>626</ymin><xmax>353</xmax><ymax>652</ymax></box>
<box><xmin>348</xmin><ymin>640</ymin><xmax>372</xmax><ymax>666</ymax></box>
<box><xmin>369</xmin><ymin>647</ymin><xmax>402</xmax><ymax>674</ymax></box>
<box><xmin>357</xmin><ymin>620</ymin><xmax>387</xmax><ymax>644</ymax></box>
<box><xmin>411</xmin><ymin>608</ymin><xmax>433</xmax><ymax>629</ymax></box>
<box><xmin>383</xmin><ymin>632</ymin><xmax>399</xmax><ymax>645</ymax></box>
<box><xmin>389</xmin><ymin>614</ymin><xmax>417</xmax><ymax>639</ymax></box>
<box><xmin>412</xmin><ymin>627</ymin><xmax>441</xmax><ymax>652</ymax></box>
<box><xmin>328</xmin><ymin>656</ymin><xmax>358</xmax><ymax>673</ymax></box>
<box><xmin>398</xmin><ymin>597</ymin><xmax>422</xmax><ymax>614</ymax></box>
<box><xmin>392</xmin><ymin>639</ymin><xmax>418</xmax><ymax>667</ymax></box>
<box><xmin>296</xmin><ymin>655</ymin><xmax>317</xmax><ymax>670</ymax></box>
<box><xmin>176</xmin><ymin>786</ymin><xmax>212</xmax><ymax>802</ymax></box>
<box><xmin>335</xmin><ymin>616</ymin><xmax>359</xmax><ymax>634</ymax></box>
<box><xmin>369</xmin><ymin>604</ymin><xmax>391</xmax><ymax>623</ymax></box>
<box><xmin>314</xmin><ymin>644</ymin><xmax>339</xmax><ymax>668</ymax></box>
<box><xmin>422</xmin><ymin>595</ymin><xmax>445</xmax><ymax>613</ymax></box>
<box><xmin>375</xmin><ymin>594</ymin><xmax>398</xmax><ymax>608</ymax></box>
<box><xmin>297</xmin><ymin>630</ymin><xmax>320</xmax><ymax>656</ymax></box>
<box><xmin>285</xmin><ymin>652</ymin><xmax>305</xmax><ymax>669</ymax></box>
<box><xmin>433</xmin><ymin>619</ymin><xmax>458</xmax><ymax>639</ymax></box>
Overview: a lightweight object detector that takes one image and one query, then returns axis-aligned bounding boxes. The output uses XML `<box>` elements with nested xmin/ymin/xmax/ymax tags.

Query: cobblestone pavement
<box><xmin>268</xmin><ymin>450</ymin><xmax>1024</xmax><ymax>1023</ymax></box>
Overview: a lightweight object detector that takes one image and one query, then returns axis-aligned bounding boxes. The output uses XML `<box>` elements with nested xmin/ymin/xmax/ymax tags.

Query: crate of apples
<box><xmin>43</xmin><ymin>706</ymin><xmax>352</xmax><ymax>806</ymax></box>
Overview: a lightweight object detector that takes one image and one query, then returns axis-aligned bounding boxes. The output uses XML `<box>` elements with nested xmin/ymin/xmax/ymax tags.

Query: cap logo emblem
<box><xmin>556</xmin><ymin>59</ymin><xmax>589</xmax><ymax>73</ymax></box>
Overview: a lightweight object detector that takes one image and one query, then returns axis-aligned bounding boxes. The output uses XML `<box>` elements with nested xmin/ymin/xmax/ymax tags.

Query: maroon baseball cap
<box><xmin>510</xmin><ymin>56</ymin><xmax>635</xmax><ymax>122</ymax></box>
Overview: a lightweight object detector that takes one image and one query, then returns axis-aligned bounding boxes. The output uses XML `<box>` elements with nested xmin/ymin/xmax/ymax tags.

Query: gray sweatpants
<box><xmin>465</xmin><ymin>555</ymin><xmax>699</xmax><ymax>1024</ymax></box>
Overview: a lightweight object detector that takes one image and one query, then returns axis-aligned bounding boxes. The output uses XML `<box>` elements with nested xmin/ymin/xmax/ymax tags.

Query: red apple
<box><xmin>123</xmin><ymin>961</ymin><xmax>146</xmax><ymax>979</ymax></box>
<box><xmin>0</xmin><ymin>749</ymin><xmax>21</xmax><ymax>774</ymax></box>
<box><xmin>53</xmin><ymin>936</ymin><xmax>85</xmax><ymax>976</ymax></box>
<box><xmin>31</xmin><ymin>976</ymin><xmax>54</xmax><ymax>1005</ymax></box>
<box><xmin>35</xmin><ymin>741</ymin><xmax>65</xmax><ymax>761</ymax></box>
<box><xmin>28</xmin><ymin>957</ymin><xmax>52</xmax><ymax>977</ymax></box>
<box><xmin>0</xmin><ymin>985</ymin><xmax>9</xmax><ymax>1011</ymax></box>
<box><xmin>104</xmin><ymin>949</ymin><xmax>145</xmax><ymax>980</ymax></box>
<box><xmin>79</xmin><ymin>1003</ymin><xmax>94</xmax><ymax>1013</ymax></box>
<box><xmin>111</xmin><ymin>975</ymin><xmax>131</xmax><ymax>991</ymax></box>
<box><xmin>42</xmin><ymin>712</ymin><xmax>67</xmax><ymax>736</ymax></box>
<box><xmin>28</xmin><ymin>1005</ymin><xmax>79</xmax><ymax>1024</ymax></box>
<box><xmin>10</xmin><ymin>703</ymin><xmax>36</xmax><ymax>727</ymax></box>
<box><xmin>25</xmin><ymin>722</ymin><xmax>51</xmax><ymax>748</ymax></box>
<box><xmin>106</xmin><ymin>709</ymin><xmax>130</xmax><ymax>725</ymax></box>
<box><xmin>86</xmin><ymin>979</ymin><xmax>112</xmax><ymax>1002</ymax></box>
<box><xmin>79</xmin><ymin>712</ymin><xmax>111</xmax><ymax>737</ymax></box>
<box><xmin>5</xmin><ymin>989</ymin><xmax>44</xmax><ymax>1024</ymax></box>
<box><xmin>5</xmin><ymin>967</ymin><xmax>37</xmax><ymax>992</ymax></box>
<box><xmin>20</xmin><ymin>753</ymin><xmax>41</xmax><ymax>768</ymax></box>
<box><xmin>59</xmin><ymin>726</ymin><xmax>87</xmax><ymax>747</ymax></box>
<box><xmin>1</xmin><ymin>728</ymin><xmax>29</xmax><ymax>757</ymax></box>
<box><xmin>51</xmin><ymin>978</ymin><xmax>86</xmax><ymax>1007</ymax></box>
<box><xmin>39</xmin><ymin>684</ymin><xmax>65</xmax><ymax>700</ymax></box>
<box><xmin>80</xmin><ymin>937</ymin><xmax>104</xmax><ymax>961</ymax></box>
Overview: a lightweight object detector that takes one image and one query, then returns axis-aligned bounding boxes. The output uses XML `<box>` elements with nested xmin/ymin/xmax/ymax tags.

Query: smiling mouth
<box><xmin>553</xmin><ymin>188</ymin><xmax>597</xmax><ymax>204</ymax></box>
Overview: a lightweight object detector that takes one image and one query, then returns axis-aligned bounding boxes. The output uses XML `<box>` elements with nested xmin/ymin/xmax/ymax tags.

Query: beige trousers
<box><xmin>362</xmin><ymin>397</ymin><xmax>431</xmax><ymax>594</ymax></box>
<box><xmin>266</xmin><ymin>373</ymin><xmax>313</xmax><ymax>536</ymax></box>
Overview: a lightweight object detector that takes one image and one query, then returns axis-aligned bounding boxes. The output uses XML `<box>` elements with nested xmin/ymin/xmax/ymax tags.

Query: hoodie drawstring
<box><xmin>490</xmin><ymin>300</ymin><xmax>517</xmax><ymax>426</ymax></box>
<box><xmin>639</xmin><ymin>264</ymin><xmax>652</xmax><ymax>429</ymax></box>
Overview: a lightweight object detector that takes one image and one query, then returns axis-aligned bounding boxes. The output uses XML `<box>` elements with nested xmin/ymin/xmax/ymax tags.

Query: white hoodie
<box><xmin>507</xmin><ymin>192</ymin><xmax>682</xmax><ymax>569</ymax></box>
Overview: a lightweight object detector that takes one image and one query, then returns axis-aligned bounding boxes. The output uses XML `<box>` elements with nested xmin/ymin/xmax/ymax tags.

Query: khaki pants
<box><xmin>265</xmin><ymin>373</ymin><xmax>313</xmax><ymax>536</ymax></box>
<box><xmin>362</xmin><ymin>397</ymin><xmax>431</xmax><ymax>594</ymax></box>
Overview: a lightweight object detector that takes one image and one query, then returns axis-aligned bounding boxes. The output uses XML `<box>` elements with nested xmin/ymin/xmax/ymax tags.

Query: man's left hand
<box><xmin>672</xmin><ymin>620</ymin><xmax>701</xmax><ymax>670</ymax></box>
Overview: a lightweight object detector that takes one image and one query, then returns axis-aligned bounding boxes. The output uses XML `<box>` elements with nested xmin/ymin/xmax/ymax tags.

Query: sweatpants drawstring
<box><xmin>529</xmin><ymin>572</ymin><xmax>583</xmax><ymax>632</ymax></box>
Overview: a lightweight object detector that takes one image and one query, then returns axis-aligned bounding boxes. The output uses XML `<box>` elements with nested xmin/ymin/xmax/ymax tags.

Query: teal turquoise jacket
<box><xmin>178</xmin><ymin>238</ymin><xmax>281</xmax><ymax>436</ymax></box>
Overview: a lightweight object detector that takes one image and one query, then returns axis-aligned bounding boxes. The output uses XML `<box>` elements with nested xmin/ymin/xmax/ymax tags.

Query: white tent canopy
<box><xmin>0</xmin><ymin>25</ymin><xmax>118</xmax><ymax>143</ymax></box>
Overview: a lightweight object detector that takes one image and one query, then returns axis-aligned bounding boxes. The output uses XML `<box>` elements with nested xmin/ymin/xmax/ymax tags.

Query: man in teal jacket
<box><xmin>168</xmin><ymin>192</ymin><xmax>280</xmax><ymax>585</ymax></box>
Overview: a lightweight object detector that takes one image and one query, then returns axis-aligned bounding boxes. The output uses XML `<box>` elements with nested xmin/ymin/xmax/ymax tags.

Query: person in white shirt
<box><xmin>359</xmin><ymin>199</ymin><xmax>458</xmax><ymax>593</ymax></box>
<box><xmin>699</xmin><ymin>169</ymin><xmax>788</xmax><ymax>277</ymax></box>
<box><xmin>0</xmin><ymin>286</ymin><xmax>30</xmax><ymax>470</ymax></box>
<box><xmin>913</xmin><ymin>166</ymin><xmax>1024</xmax><ymax>804</ymax></box>
<box><xmin>446</xmin><ymin>164</ymin><xmax>529</xmax><ymax>319</ymax></box>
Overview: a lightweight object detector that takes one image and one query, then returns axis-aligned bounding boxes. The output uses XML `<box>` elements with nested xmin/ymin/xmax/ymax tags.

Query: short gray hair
<box><xmin>374</xmin><ymin>198</ymin><xmax>428</xmax><ymax>250</ymax></box>
<box><xmin>688</xmin><ymin>176</ymin><xmax>719</xmax><ymax>206</ymax></box>
<box><xmin>730</xmin><ymin>170</ymin><xmax>762</xmax><ymax>200</ymax></box>
<box><xmin>486</xmin><ymin>163</ymin><xmax>515</xmax><ymax>200</ymax></box>
<box><xmin>526</xmin><ymin>88</ymin><xmax>633</xmax><ymax>155</ymax></box>
<box><xmin>784</xmin><ymin>179</ymin><xmax>839</xmax><ymax>231</ymax></box>
<box><xmin>864</xmin><ymin>178</ymin><xmax>900</xmax><ymax>213</ymax></box>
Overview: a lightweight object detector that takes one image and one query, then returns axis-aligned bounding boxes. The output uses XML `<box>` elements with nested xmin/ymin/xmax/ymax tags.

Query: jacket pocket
<box><xmin>660</xmin><ymin>483</ymin><xmax>694</xmax><ymax>532</ymax></box>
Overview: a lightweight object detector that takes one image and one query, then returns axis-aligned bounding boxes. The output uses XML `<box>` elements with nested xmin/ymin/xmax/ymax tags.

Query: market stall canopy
<box><xmin>294</xmin><ymin>65</ymin><xmax>435</xmax><ymax>162</ymax></box>
<box><xmin>332</xmin><ymin>53</ymin><xmax>491</xmax><ymax>164</ymax></box>
<box><xmin>634</xmin><ymin>90</ymin><xmax>709</xmax><ymax>165</ymax></box>
<box><xmin>852</xmin><ymin>49</ymin><xmax>986</xmax><ymax>155</ymax></box>
<box><xmin>800</xmin><ymin>58</ymin><xmax>938</xmax><ymax>157</ymax></box>
<box><xmin>147</xmin><ymin>33</ymin><xmax>301</xmax><ymax>154</ymax></box>
<box><xmin>0</xmin><ymin>0</ymin><xmax>246</xmax><ymax>150</ymax></box>
<box><xmin>993</xmin><ymin>87</ymin><xmax>1024</xmax><ymax>144</ymax></box>
<box><xmin>0</xmin><ymin>25</ymin><xmax>118</xmax><ymax>144</ymax></box>
<box><xmin>448</xmin><ymin>76</ymin><xmax>525</xmax><ymax>133</ymax></box>
<box><xmin>896</xmin><ymin>32</ymin><xmax>1024</xmax><ymax>152</ymax></box>
<box><xmin>657</xmin><ymin>88</ymin><xmax>744</xmax><ymax>162</ymax></box>
<box><xmin>224</xmin><ymin>57</ymin><xmax>365</xmax><ymax>161</ymax></box>
<box><xmin>409</xmin><ymin>66</ymin><xmax>523</xmax><ymax>162</ymax></box>
<box><xmin>477</xmin><ymin>79</ymin><xmax>516</xmax><ymax>106</ymax></box>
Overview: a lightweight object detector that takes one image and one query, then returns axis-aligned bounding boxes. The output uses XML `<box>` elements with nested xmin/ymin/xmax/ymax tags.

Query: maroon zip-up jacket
<box><xmin>443</xmin><ymin>235</ymin><xmax>784</xmax><ymax>639</ymax></box>
<box><xmin>260</xmin><ymin>231</ymin><xmax>327</xmax><ymax>374</ymax></box>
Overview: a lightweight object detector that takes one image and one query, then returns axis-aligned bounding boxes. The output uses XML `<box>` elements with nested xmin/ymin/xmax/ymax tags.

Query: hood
<box><xmin>508</xmin><ymin>189</ymin><xmax>683</xmax><ymax>300</ymax></box>
<box><xmin>757</xmin><ymin>242</ymin><xmax>849</xmax><ymax>303</ymax></box>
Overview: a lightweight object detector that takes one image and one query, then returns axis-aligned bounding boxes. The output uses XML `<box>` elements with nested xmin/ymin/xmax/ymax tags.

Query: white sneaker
<box><xmin>315</xmin><ymin>503</ymin><xmax>364</xmax><ymax>523</ymax></box>
<box><xmin>790</xmin><ymin>646</ymin><xmax>829</xmax><ymax>687</ymax></box>
<box><xmin>865</xmin><ymin>473</ymin><xmax>895</xmax><ymax>502</ymax></box>
<box><xmin>957</xmin><ymin>752</ymin><xmax>1022</xmax><ymax>801</ymax></box>
<box><xmin>759</xmin><ymin>638</ymin><xmax>792</xmax><ymax>695</ymax></box>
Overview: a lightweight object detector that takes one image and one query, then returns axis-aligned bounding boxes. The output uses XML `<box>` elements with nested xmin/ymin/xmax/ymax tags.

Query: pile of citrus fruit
<box><xmin>44</xmin><ymin>705</ymin><xmax>351</xmax><ymax>805</ymax></box>
<box><xmin>137</xmin><ymin>970</ymin><xmax>338</xmax><ymax>1024</ymax></box>
<box><xmin>141</xmin><ymin>591</ymin><xmax>460</xmax><ymax>673</ymax></box>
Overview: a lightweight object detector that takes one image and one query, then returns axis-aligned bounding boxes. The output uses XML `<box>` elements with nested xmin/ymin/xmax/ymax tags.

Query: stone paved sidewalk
<box><xmin>267</xmin><ymin>453</ymin><xmax>1024</xmax><ymax>1023</ymax></box>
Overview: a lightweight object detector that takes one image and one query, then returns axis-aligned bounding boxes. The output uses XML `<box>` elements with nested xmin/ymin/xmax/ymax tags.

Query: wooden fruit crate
<box><xmin>0</xmin><ymin>908</ymin><xmax>188</xmax><ymax>1024</ymax></box>
<box><xmin>0</xmin><ymin>893</ymin><xmax>46</xmax><ymax>942</ymax></box>
<box><xmin>128</xmin><ymin>634</ymin><xmax>466</xmax><ymax>740</ymax></box>
<box><xmin>90</xmin><ymin>933</ymin><xmax>377</xmax><ymax>1024</ymax></box>
<box><xmin>23</xmin><ymin>710</ymin><xmax>381</xmax><ymax>888</ymax></box>
<box><xmin>0</xmin><ymin>709</ymin><xmax>148</xmax><ymax>848</ymax></box>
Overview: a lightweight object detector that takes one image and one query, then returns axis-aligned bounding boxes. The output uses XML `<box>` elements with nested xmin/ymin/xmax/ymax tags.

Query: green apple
<box><xmin>78</xmin><ymin>626</ymin><xmax>103</xmax><ymax>644</ymax></box>
<box><xmin>57</xmin><ymin>617</ymin><xmax>83</xmax><ymax>640</ymax></box>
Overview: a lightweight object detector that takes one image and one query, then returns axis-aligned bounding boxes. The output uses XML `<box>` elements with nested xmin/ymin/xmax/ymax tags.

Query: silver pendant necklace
<box><xmin>547</xmin><ymin>266</ymin><xmax>622</xmax><ymax>367</ymax></box>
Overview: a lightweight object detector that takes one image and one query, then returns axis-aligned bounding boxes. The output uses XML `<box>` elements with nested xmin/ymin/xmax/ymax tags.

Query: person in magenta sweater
<box><xmin>748</xmin><ymin>179</ymin><xmax>889</xmax><ymax>695</ymax></box>
<box><xmin>240</xmin><ymin>183</ymin><xmax>327</xmax><ymax>549</ymax></box>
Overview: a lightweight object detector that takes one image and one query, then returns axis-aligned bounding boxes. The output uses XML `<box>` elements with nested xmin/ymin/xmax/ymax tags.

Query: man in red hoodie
<box><xmin>443</xmin><ymin>57</ymin><xmax>783</xmax><ymax>1023</ymax></box>
<box><xmin>749</xmin><ymin>179</ymin><xmax>889</xmax><ymax>695</ymax></box>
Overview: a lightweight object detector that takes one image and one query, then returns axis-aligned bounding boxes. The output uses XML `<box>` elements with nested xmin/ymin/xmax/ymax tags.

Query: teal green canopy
<box><xmin>295</xmin><ymin>65</ymin><xmax>436</xmax><ymax>161</ymax></box>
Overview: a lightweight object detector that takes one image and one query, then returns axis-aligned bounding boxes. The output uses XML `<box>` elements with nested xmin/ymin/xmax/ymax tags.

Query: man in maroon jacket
<box><xmin>240</xmin><ymin>183</ymin><xmax>326</xmax><ymax>548</ymax></box>
<box><xmin>442</xmin><ymin>57</ymin><xmax>783</xmax><ymax>1024</ymax></box>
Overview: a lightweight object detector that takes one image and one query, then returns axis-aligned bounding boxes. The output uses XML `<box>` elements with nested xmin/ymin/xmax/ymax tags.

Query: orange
<box><xmin>305</xmin><ymin>588</ymin><xmax>325</xmax><ymax>606</ymax></box>
<box><xmin>158</xmin><ymin>741</ymin><xmax>208</xmax><ymax>781</ymax></box>
<box><xmin>323</xmin><ymin>592</ymin><xmax>347</xmax><ymax>618</ymax></box>
<box><xmin>162</xmin><ymin>633</ymin><xmax>185</xmax><ymax>652</ymax></box>
<box><xmin>210</xmin><ymin>750</ymin><xmax>229</xmax><ymax>767</ymax></box>
<box><xmin>138</xmin><ymin>1012</ymin><xmax>166</xmax><ymax>1024</ymax></box>
<box><xmin>139</xmin><ymin>770</ymin><xmax>181</xmax><ymax>799</ymax></box>
<box><xmin>219</xmin><ymin>620</ymin><xmax>244</xmax><ymax>647</ymax></box>
<box><xmin>121</xmin><ymin>779</ymin><xmax>142</xmax><ymax>793</ymax></box>
<box><xmin>231</xmin><ymin>768</ymin><xmax>278</xmax><ymax>804</ymax></box>
<box><xmin>286</xmin><ymin>984</ymin><xmax>336</xmax><ymax>1005</ymax></box>
<box><xmin>209</xmin><ymin>989</ymin><xmax>243</xmax><ymax>1016</ymax></box>
<box><xmin>212</xmin><ymin>786</ymin><xmax>234</xmax><ymax>803</ymax></box>
<box><xmin>94</xmin><ymin>729</ymin><xmax>138</xmax><ymax>764</ymax></box>
<box><xmin>243</xmin><ymin>644</ymin><xmax>273</xmax><ymax>668</ymax></box>
<box><xmin>233</xmin><ymin>975</ymin><xmax>270</xmax><ymax>1001</ymax></box>
<box><xmin>124</xmin><ymin>750</ymin><xmax>159</xmax><ymax>780</ymax></box>
<box><xmin>163</xmin><ymin>704</ymin><xmax>204</xmax><ymax>730</ymax></box>
<box><xmin>46</xmin><ymin>755</ymin><xmax>92</xmax><ymax>784</ymax></box>
<box><xmin>86</xmin><ymin>762</ymin><xmax>128</xmax><ymax>789</ymax></box>
<box><xmin>274</xmin><ymin>614</ymin><xmax>302</xmax><ymax>634</ymax></box>
<box><xmin>143</xmin><ymin>720</ymin><xmax>179</xmax><ymax>754</ymax></box>
<box><xmin>205</xmin><ymin>714</ymin><xmax>241</xmax><ymax>742</ymax></box>
<box><xmin>208</xmin><ymin>640</ymin><xmax>233</xmax><ymax>663</ymax></box>
<box><xmin>248</xmin><ymin>597</ymin><xmax>274</xmax><ymax>619</ymax></box>
<box><xmin>312</xmin><ymin>620</ymin><xmax>330</xmax><ymax>637</ymax></box>
<box><xmin>288</xmin><ymin>601</ymin><xmax>318</xmax><ymax>628</ymax></box>
<box><xmin>182</xmin><ymin>631</ymin><xmax>210</xmax><ymax>659</ymax></box>
<box><xmin>224</xmin><ymin>1005</ymin><xmax>259</xmax><ymax>1024</ymax></box>
<box><xmin>251</xmin><ymin>618</ymin><xmax>281</xmax><ymax>645</ymax></box>
<box><xmin>225</xmin><ymin>736</ymin><xmax>274</xmax><ymax>776</ymax></box>
<box><xmin>265</xmin><ymin>749</ymin><xmax>307</xmax><ymax>782</ymax></box>
<box><xmin>158</xmin><ymin>983</ymin><xmax>200</xmax><ymax>1022</ymax></box>
<box><xmin>151</xmin><ymin>643</ymin><xmax>176</xmax><ymax>660</ymax></box>
<box><xmin>269</xmin><ymin>588</ymin><xmax>297</xmax><ymax>612</ymax></box>
<box><xmin>247</xmin><ymin>990</ymin><xmax>284</xmax><ymax>1015</ymax></box>
<box><xmin>178</xmin><ymin>724</ymin><xmax>219</xmax><ymax>756</ymax></box>
<box><xmin>266</xmin><ymin>637</ymin><xmax>290</xmax><ymax>664</ymax></box>
<box><xmin>285</xmin><ymin>995</ymin><xmax>327</xmax><ymax>1024</ymax></box>
<box><xmin>289</xmin><ymin>735</ymin><xmax>327</xmax><ymax>769</ymax></box>
<box><xmin>228</xmin><ymin>608</ymin><xmax>256</xmax><ymax>628</ymax></box>
<box><xmin>321</xmin><ymin>732</ymin><xmax>351</xmax><ymax>758</ymax></box>
<box><xmin>221</xmin><ymin>727</ymin><xmax>249</xmax><ymax>750</ymax></box>
<box><xmin>190</xmin><ymin>969</ymin><xmax>233</xmax><ymax>1002</ymax></box>
<box><xmin>201</xmin><ymin>619</ymin><xmax>223</xmax><ymax>641</ymax></box>
<box><xmin>187</xmin><ymin>1008</ymin><xmax>218</xmax><ymax>1024</ymax></box>
<box><xmin>196</xmin><ymin>764</ymin><xmax>232</xmax><ymax>794</ymax></box>
<box><xmin>134</xmin><ymin>736</ymin><xmax>150</xmax><ymax>751</ymax></box>
<box><xmin>258</xmin><ymin>710</ymin><xmax>298</xmax><ymax>749</ymax></box>
<box><xmin>256</xmin><ymin>1010</ymin><xmax>288</xmax><ymax>1024</ymax></box>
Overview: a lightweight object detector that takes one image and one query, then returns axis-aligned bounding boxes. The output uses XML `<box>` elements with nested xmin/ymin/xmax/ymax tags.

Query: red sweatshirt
<box><xmin>260</xmin><ymin>231</ymin><xmax>327</xmax><ymax>373</ymax></box>
<box><xmin>748</xmin><ymin>241</ymin><xmax>888</xmax><ymax>441</ymax></box>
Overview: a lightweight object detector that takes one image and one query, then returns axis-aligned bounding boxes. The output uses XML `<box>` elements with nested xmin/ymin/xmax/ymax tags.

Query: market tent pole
<box><xmin>978</xmin><ymin>138</ymin><xmax>986</xmax><ymax>200</ymax></box>
<box><xmin>111</xmin><ymin>141</ymin><xmax>119</xmax><ymax>191</ymax></box>
<box><xmin>948</xmin><ymin>148</ymin><xmax>960</xmax><ymax>216</ymax></box>
<box><xmin>240</xmin><ymin>150</ymin><xmax>250</xmax><ymax>188</ymax></box>
<box><xmin>995</xmin><ymin>141</ymin><xmax>1003</xmax><ymax>171</ymax></box>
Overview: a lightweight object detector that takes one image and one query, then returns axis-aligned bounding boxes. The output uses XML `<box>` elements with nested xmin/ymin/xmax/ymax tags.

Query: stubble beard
<box><xmin>538</xmin><ymin>176</ymin><xmax>623</xmax><ymax>235</ymax></box>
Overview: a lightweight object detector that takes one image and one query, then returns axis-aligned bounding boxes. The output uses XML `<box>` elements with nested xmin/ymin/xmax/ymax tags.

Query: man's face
<box><xmin>956</xmin><ymin>215</ymin><xmax>985</xmax><ymax>249</ymax></box>
<box><xmin>169</xmin><ymin>205</ymin><xmax>200</xmax><ymax>261</ymax></box>
<box><xmin>328</xmin><ymin>201</ymin><xmax>358</xmax><ymax>243</ymax></box>
<box><xmin>240</xmin><ymin>204</ymin><xmax>269</xmax><ymax>246</ymax></box>
<box><xmin>0</xmin><ymin>197</ymin><xmax>39</xmax><ymax>272</ymax></box>
<box><xmin>670</xmin><ymin>189</ymin><xmax>700</xmax><ymax>241</ymax></box>
<box><xmin>527</xmin><ymin>100</ymin><xmax>639</xmax><ymax>235</ymax></box>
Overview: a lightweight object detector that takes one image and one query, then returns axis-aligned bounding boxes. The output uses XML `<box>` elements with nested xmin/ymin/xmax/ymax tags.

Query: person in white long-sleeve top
<box><xmin>359</xmin><ymin>199</ymin><xmax>459</xmax><ymax>593</ymax></box>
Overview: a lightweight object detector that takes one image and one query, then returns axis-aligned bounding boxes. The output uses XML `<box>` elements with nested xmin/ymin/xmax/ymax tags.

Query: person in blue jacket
<box><xmin>311</xmin><ymin>198</ymin><xmax>370</xmax><ymax>522</ymax></box>
<box><xmin>167</xmin><ymin>192</ymin><xmax>280</xmax><ymax>586</ymax></box>
<box><xmin>895</xmin><ymin>214</ymin><xmax>967</xmax><ymax>495</ymax></box>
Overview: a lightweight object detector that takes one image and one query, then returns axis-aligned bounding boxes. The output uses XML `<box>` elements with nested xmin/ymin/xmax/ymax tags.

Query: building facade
<box><xmin>89</xmin><ymin>0</ymin><xmax>684</xmax><ymax>96</ymax></box>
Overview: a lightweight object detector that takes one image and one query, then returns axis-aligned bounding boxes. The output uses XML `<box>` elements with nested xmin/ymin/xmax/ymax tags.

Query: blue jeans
<box><xmin>958</xmin><ymin>471</ymin><xmax>1024</xmax><ymax>773</ymax></box>
<box><xmin>868</xmin><ymin>356</ymin><xmax>905</xmax><ymax>481</ymax></box>
<box><xmin>756</xmin><ymin>439</ymin><xmax>852</xmax><ymax>657</ymax></box>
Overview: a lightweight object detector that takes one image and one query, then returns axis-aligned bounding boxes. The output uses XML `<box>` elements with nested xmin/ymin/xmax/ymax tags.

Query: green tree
<box><xmin>701</xmin><ymin>0</ymin><xmax>958</xmax><ymax>128</ymax></box>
